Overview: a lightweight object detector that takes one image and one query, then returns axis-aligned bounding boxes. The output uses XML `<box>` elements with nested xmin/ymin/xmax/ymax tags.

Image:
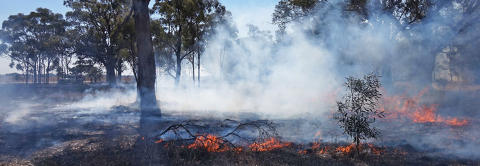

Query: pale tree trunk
<box><xmin>25</xmin><ymin>67</ymin><xmax>29</xmax><ymax>84</ymax></box>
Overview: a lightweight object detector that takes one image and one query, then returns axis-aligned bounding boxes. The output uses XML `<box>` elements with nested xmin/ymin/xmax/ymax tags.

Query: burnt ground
<box><xmin>0</xmin><ymin>84</ymin><xmax>479</xmax><ymax>166</ymax></box>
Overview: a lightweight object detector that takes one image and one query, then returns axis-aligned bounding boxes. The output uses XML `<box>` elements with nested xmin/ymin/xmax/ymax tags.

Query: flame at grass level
<box><xmin>248</xmin><ymin>138</ymin><xmax>293</xmax><ymax>152</ymax></box>
<box><xmin>336</xmin><ymin>144</ymin><xmax>355</xmax><ymax>154</ymax></box>
<box><xmin>187</xmin><ymin>134</ymin><xmax>231</xmax><ymax>152</ymax></box>
<box><xmin>157</xmin><ymin>133</ymin><xmax>400</xmax><ymax>156</ymax></box>
<box><xmin>163</xmin><ymin>134</ymin><xmax>292</xmax><ymax>152</ymax></box>
<box><xmin>297</xmin><ymin>133</ymin><xmax>388</xmax><ymax>156</ymax></box>
<box><xmin>379</xmin><ymin>87</ymin><xmax>468</xmax><ymax>126</ymax></box>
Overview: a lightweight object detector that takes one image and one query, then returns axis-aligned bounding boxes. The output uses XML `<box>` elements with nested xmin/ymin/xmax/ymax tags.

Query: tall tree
<box><xmin>64</xmin><ymin>0</ymin><xmax>133</xmax><ymax>86</ymax></box>
<box><xmin>134</xmin><ymin>0</ymin><xmax>160</xmax><ymax>114</ymax></box>
<box><xmin>153</xmin><ymin>0</ymin><xmax>226</xmax><ymax>87</ymax></box>
<box><xmin>2</xmin><ymin>8</ymin><xmax>67</xmax><ymax>84</ymax></box>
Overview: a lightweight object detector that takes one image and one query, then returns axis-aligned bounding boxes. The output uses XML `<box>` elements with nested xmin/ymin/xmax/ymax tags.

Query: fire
<box><xmin>367</xmin><ymin>144</ymin><xmax>385</xmax><ymax>155</ymax></box>
<box><xmin>167</xmin><ymin>134</ymin><xmax>292</xmax><ymax>152</ymax></box>
<box><xmin>412</xmin><ymin>105</ymin><xmax>438</xmax><ymax>123</ymax></box>
<box><xmin>248</xmin><ymin>138</ymin><xmax>293</xmax><ymax>152</ymax></box>
<box><xmin>187</xmin><ymin>134</ymin><xmax>230</xmax><ymax>152</ymax></box>
<box><xmin>379</xmin><ymin>87</ymin><xmax>468</xmax><ymax>126</ymax></box>
<box><xmin>336</xmin><ymin>144</ymin><xmax>355</xmax><ymax>154</ymax></box>
<box><xmin>444</xmin><ymin>118</ymin><xmax>468</xmax><ymax>126</ymax></box>
<box><xmin>298</xmin><ymin>132</ymin><xmax>331</xmax><ymax>154</ymax></box>
<box><xmin>394</xmin><ymin>149</ymin><xmax>408</xmax><ymax>155</ymax></box>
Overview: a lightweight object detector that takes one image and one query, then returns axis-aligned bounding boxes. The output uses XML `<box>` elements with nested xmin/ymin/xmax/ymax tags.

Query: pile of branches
<box><xmin>154</xmin><ymin>119</ymin><xmax>280</xmax><ymax>150</ymax></box>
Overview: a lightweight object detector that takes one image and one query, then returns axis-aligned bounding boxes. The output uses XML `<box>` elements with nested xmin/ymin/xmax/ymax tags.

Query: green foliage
<box><xmin>334</xmin><ymin>73</ymin><xmax>384</xmax><ymax>155</ymax></box>
<box><xmin>64</xmin><ymin>0</ymin><xmax>133</xmax><ymax>86</ymax></box>
<box><xmin>1</xmin><ymin>8</ymin><xmax>68</xmax><ymax>84</ymax></box>
<box><xmin>152</xmin><ymin>0</ymin><xmax>230</xmax><ymax>85</ymax></box>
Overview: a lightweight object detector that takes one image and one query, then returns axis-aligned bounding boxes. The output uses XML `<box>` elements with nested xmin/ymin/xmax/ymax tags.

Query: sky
<box><xmin>0</xmin><ymin>0</ymin><xmax>279</xmax><ymax>75</ymax></box>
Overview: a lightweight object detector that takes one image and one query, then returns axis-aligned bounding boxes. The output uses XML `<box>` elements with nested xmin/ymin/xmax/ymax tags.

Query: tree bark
<box><xmin>117</xmin><ymin>60</ymin><xmax>123</xmax><ymax>83</ymax></box>
<box><xmin>46</xmin><ymin>60</ymin><xmax>50</xmax><ymax>84</ymax></box>
<box><xmin>25</xmin><ymin>67</ymin><xmax>29</xmax><ymax>84</ymax></box>
<box><xmin>106</xmin><ymin>47</ymin><xmax>117</xmax><ymax>86</ymax></box>
<box><xmin>133</xmin><ymin>1</ymin><xmax>163</xmax><ymax>163</ymax></box>
<box><xmin>33</xmin><ymin>61</ymin><xmax>37</xmax><ymax>84</ymax></box>
<box><xmin>192</xmin><ymin>53</ymin><xmax>195</xmax><ymax>86</ymax></box>
<box><xmin>106</xmin><ymin>62</ymin><xmax>116</xmax><ymax>86</ymax></box>
<box><xmin>197</xmin><ymin>48</ymin><xmax>201</xmax><ymax>88</ymax></box>
<box><xmin>134</xmin><ymin>0</ymin><xmax>160</xmax><ymax>115</ymax></box>
<box><xmin>38</xmin><ymin>60</ymin><xmax>42</xmax><ymax>84</ymax></box>
<box><xmin>174</xmin><ymin>27</ymin><xmax>182</xmax><ymax>87</ymax></box>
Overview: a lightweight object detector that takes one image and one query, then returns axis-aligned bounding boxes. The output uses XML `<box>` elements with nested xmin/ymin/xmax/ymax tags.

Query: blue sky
<box><xmin>0</xmin><ymin>0</ymin><xmax>280</xmax><ymax>74</ymax></box>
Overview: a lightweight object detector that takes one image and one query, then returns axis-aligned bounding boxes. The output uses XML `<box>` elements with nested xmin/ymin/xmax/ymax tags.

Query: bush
<box><xmin>334</xmin><ymin>73</ymin><xmax>384</xmax><ymax>156</ymax></box>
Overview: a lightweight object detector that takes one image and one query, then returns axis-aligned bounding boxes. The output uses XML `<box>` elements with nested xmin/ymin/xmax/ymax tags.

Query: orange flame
<box><xmin>379</xmin><ymin>87</ymin><xmax>468</xmax><ymax>126</ymax></box>
<box><xmin>445</xmin><ymin>118</ymin><xmax>468</xmax><ymax>126</ymax></box>
<box><xmin>367</xmin><ymin>144</ymin><xmax>385</xmax><ymax>155</ymax></box>
<box><xmin>336</xmin><ymin>144</ymin><xmax>355</xmax><ymax>154</ymax></box>
<box><xmin>298</xmin><ymin>132</ymin><xmax>331</xmax><ymax>154</ymax></box>
<box><xmin>394</xmin><ymin>149</ymin><xmax>408</xmax><ymax>155</ymax></box>
<box><xmin>248</xmin><ymin>138</ymin><xmax>293</xmax><ymax>152</ymax></box>
<box><xmin>187</xmin><ymin>134</ymin><xmax>230</xmax><ymax>152</ymax></box>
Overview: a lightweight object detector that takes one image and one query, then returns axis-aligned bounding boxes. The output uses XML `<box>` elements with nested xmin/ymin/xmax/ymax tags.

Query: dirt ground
<box><xmin>0</xmin><ymin>84</ymin><xmax>479</xmax><ymax>166</ymax></box>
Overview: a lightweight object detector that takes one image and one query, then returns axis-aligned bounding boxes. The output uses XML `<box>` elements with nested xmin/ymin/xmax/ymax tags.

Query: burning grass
<box><xmin>379</xmin><ymin>87</ymin><xmax>469</xmax><ymax>126</ymax></box>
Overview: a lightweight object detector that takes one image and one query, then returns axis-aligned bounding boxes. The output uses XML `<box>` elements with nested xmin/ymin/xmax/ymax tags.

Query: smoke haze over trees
<box><xmin>1</xmin><ymin>0</ymin><xmax>480</xmax><ymax>164</ymax></box>
<box><xmin>0</xmin><ymin>0</ymin><xmax>478</xmax><ymax>116</ymax></box>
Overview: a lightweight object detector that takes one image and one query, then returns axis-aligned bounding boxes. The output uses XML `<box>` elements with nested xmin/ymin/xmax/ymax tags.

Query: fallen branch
<box><xmin>154</xmin><ymin>119</ymin><xmax>280</xmax><ymax>151</ymax></box>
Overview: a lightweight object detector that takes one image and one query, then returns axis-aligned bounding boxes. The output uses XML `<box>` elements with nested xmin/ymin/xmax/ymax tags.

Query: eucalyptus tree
<box><xmin>64</xmin><ymin>0</ymin><xmax>134</xmax><ymax>86</ymax></box>
<box><xmin>334</xmin><ymin>73</ymin><xmax>383</xmax><ymax>156</ymax></box>
<box><xmin>1</xmin><ymin>14</ymin><xmax>33</xmax><ymax>83</ymax></box>
<box><xmin>2</xmin><ymin>8</ymin><xmax>67</xmax><ymax>84</ymax></box>
<box><xmin>153</xmin><ymin>0</ymin><xmax>226</xmax><ymax>86</ymax></box>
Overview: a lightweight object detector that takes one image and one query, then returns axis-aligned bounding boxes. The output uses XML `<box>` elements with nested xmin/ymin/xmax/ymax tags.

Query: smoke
<box><xmin>153</xmin><ymin>0</ymin><xmax>480</xmax><ymax>158</ymax></box>
<box><xmin>155</xmin><ymin>2</ymin><xmax>394</xmax><ymax>118</ymax></box>
<box><xmin>157</xmin><ymin>29</ymin><xmax>341</xmax><ymax>118</ymax></box>
<box><xmin>5</xmin><ymin>103</ymin><xmax>33</xmax><ymax>124</ymax></box>
<box><xmin>65</xmin><ymin>88</ymin><xmax>137</xmax><ymax>112</ymax></box>
<box><xmin>0</xmin><ymin>0</ymin><xmax>478</xmax><ymax>161</ymax></box>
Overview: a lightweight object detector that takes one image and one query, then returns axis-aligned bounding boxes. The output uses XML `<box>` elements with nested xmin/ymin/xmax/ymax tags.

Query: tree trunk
<box><xmin>192</xmin><ymin>53</ymin><xmax>195</xmax><ymax>86</ymax></box>
<box><xmin>106</xmin><ymin>63</ymin><xmax>116</xmax><ymax>86</ymax></box>
<box><xmin>46</xmin><ymin>60</ymin><xmax>50</xmax><ymax>84</ymax></box>
<box><xmin>174</xmin><ymin>26</ymin><xmax>182</xmax><ymax>87</ymax></box>
<box><xmin>356</xmin><ymin>133</ymin><xmax>360</xmax><ymax>156</ymax></box>
<box><xmin>25</xmin><ymin>67</ymin><xmax>29</xmax><ymax>84</ymax></box>
<box><xmin>197</xmin><ymin>48</ymin><xmax>201</xmax><ymax>88</ymax></box>
<box><xmin>117</xmin><ymin>60</ymin><xmax>123</xmax><ymax>83</ymax></box>
<box><xmin>38</xmin><ymin>61</ymin><xmax>42</xmax><ymax>84</ymax></box>
<box><xmin>33</xmin><ymin>61</ymin><xmax>37</xmax><ymax>84</ymax></box>
<box><xmin>175</xmin><ymin>57</ymin><xmax>181</xmax><ymax>86</ymax></box>
<box><xmin>133</xmin><ymin>3</ymin><xmax>163</xmax><ymax>162</ymax></box>
<box><xmin>134</xmin><ymin>0</ymin><xmax>160</xmax><ymax>116</ymax></box>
